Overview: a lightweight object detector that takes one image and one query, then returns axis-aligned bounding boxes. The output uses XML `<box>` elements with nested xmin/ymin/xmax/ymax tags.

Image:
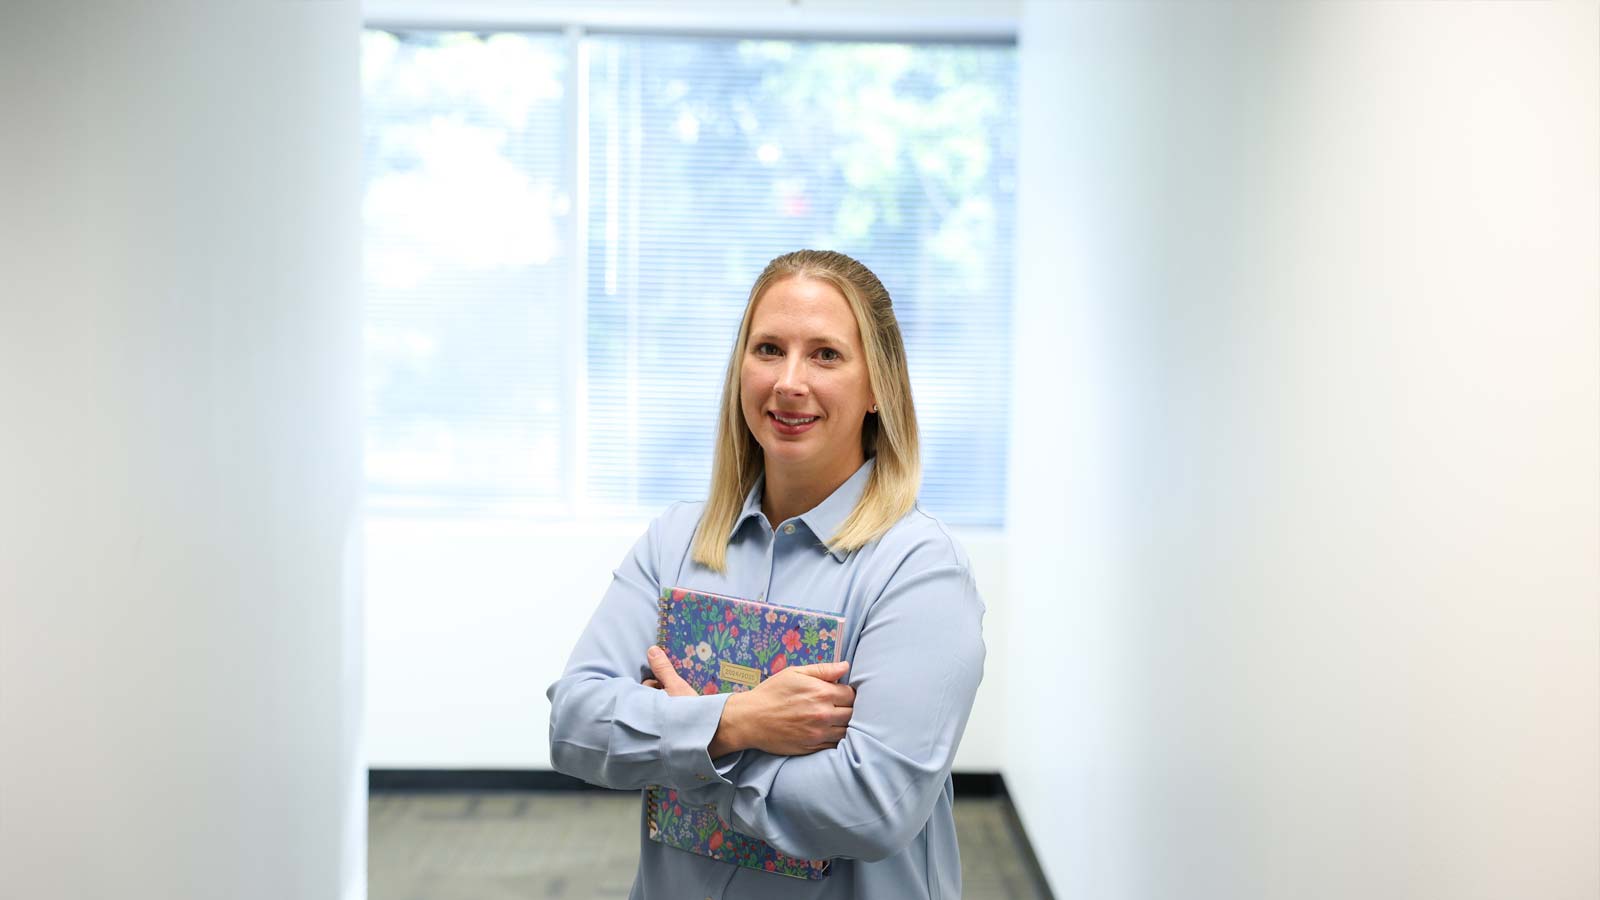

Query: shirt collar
<box><xmin>728</xmin><ymin>457</ymin><xmax>876</xmax><ymax>563</ymax></box>
<box><xmin>730</xmin><ymin>476</ymin><xmax>768</xmax><ymax>541</ymax></box>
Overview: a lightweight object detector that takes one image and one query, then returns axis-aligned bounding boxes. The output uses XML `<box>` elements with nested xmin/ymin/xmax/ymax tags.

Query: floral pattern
<box><xmin>645</xmin><ymin>586</ymin><xmax>845</xmax><ymax>880</ymax></box>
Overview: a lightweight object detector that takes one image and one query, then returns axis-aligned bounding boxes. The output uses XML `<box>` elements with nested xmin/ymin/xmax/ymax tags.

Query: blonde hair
<box><xmin>691</xmin><ymin>250</ymin><xmax>921</xmax><ymax>572</ymax></box>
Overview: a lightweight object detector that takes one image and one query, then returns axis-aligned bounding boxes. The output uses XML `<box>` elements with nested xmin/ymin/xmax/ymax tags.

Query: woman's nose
<box><xmin>775</xmin><ymin>359</ymin><xmax>808</xmax><ymax>396</ymax></box>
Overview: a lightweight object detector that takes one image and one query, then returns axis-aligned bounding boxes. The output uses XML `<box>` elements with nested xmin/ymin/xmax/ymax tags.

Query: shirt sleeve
<box><xmin>713</xmin><ymin>554</ymin><xmax>987</xmax><ymax>862</ymax></box>
<box><xmin>545</xmin><ymin>508</ymin><xmax>742</xmax><ymax>796</ymax></box>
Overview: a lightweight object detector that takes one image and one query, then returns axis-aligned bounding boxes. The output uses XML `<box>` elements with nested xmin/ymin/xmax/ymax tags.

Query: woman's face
<box><xmin>740</xmin><ymin>276</ymin><xmax>876</xmax><ymax>487</ymax></box>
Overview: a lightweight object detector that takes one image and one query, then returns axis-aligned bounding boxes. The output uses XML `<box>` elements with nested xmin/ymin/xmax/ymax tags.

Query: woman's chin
<box><xmin>759</xmin><ymin>442</ymin><xmax>823</xmax><ymax>469</ymax></box>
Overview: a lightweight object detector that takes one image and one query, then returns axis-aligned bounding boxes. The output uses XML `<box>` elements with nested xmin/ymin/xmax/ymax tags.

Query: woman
<box><xmin>547</xmin><ymin>250</ymin><xmax>986</xmax><ymax>899</ymax></box>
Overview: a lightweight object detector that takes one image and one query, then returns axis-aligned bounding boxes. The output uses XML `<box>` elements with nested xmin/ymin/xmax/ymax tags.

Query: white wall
<box><xmin>0</xmin><ymin>5</ymin><xmax>365</xmax><ymax>900</ymax></box>
<box><xmin>1008</xmin><ymin>2</ymin><xmax>1599</xmax><ymax>899</ymax></box>
<box><xmin>366</xmin><ymin>521</ymin><xmax>1009</xmax><ymax>771</ymax></box>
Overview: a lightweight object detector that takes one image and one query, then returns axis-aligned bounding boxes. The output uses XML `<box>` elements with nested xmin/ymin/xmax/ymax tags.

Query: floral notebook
<box><xmin>645</xmin><ymin>586</ymin><xmax>845</xmax><ymax>880</ymax></box>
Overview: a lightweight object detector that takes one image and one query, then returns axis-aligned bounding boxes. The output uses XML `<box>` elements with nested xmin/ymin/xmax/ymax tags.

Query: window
<box><xmin>363</xmin><ymin>28</ymin><xmax>1016</xmax><ymax>526</ymax></box>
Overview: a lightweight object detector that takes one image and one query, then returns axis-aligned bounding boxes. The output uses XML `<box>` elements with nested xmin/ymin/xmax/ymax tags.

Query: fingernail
<box><xmin>648</xmin><ymin>646</ymin><xmax>662</xmax><ymax>657</ymax></box>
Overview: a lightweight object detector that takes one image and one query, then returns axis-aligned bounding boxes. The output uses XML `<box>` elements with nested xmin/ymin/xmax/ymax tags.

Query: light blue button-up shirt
<box><xmin>548</xmin><ymin>458</ymin><xmax>987</xmax><ymax>899</ymax></box>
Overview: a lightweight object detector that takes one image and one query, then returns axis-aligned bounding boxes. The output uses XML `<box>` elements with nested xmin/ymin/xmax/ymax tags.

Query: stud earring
<box><xmin>870</xmin><ymin>404</ymin><xmax>878</xmax><ymax>414</ymax></box>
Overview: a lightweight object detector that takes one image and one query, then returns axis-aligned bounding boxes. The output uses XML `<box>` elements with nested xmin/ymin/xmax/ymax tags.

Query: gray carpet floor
<box><xmin>370</xmin><ymin>791</ymin><xmax>1049</xmax><ymax>899</ymax></box>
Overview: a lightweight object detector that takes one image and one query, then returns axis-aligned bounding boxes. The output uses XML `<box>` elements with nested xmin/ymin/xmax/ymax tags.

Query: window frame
<box><xmin>364</xmin><ymin>1</ymin><xmax>1020</xmax><ymax>46</ymax></box>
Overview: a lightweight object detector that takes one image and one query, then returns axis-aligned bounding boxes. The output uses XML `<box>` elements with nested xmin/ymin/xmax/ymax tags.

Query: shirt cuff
<box><xmin>660</xmin><ymin>691</ymin><xmax>737</xmax><ymax>790</ymax></box>
<box><xmin>712</xmin><ymin>749</ymin><xmax>745</xmax><ymax>777</ymax></box>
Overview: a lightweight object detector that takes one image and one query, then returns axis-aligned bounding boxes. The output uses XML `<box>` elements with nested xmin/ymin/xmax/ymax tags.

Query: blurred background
<box><xmin>2</xmin><ymin>2</ymin><xmax>1596</xmax><ymax>900</ymax></box>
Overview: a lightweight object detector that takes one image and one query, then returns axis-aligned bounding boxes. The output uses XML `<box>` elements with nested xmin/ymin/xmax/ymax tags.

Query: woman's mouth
<box><xmin>768</xmin><ymin>411</ymin><xmax>819</xmax><ymax>435</ymax></box>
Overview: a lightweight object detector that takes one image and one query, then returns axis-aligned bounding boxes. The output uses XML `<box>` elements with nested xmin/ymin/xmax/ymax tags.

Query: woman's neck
<box><xmin>760</xmin><ymin>452</ymin><xmax>864</xmax><ymax>527</ymax></box>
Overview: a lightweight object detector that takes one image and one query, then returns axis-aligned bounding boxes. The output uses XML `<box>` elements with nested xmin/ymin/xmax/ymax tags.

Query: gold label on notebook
<box><xmin>718</xmin><ymin>659</ymin><xmax>761</xmax><ymax>688</ymax></box>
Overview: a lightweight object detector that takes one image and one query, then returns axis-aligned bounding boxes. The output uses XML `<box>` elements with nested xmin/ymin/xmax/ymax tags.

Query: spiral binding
<box><xmin>645</xmin><ymin>785</ymin><xmax>660</xmax><ymax>838</ymax></box>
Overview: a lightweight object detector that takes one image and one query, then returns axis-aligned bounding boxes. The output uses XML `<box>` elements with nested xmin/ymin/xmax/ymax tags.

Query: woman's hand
<box><xmin>719</xmin><ymin>661</ymin><xmax>855</xmax><ymax>757</ymax></box>
<box><xmin>641</xmin><ymin>645</ymin><xmax>855</xmax><ymax>757</ymax></box>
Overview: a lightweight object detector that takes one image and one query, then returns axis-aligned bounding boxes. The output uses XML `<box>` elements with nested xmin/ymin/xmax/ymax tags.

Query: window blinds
<box><xmin>364</xmin><ymin>29</ymin><xmax>1016</xmax><ymax>526</ymax></box>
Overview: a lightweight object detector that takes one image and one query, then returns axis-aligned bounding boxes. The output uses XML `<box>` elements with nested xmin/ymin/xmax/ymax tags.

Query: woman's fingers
<box><xmin>782</xmin><ymin>663</ymin><xmax>856</xmax><ymax>707</ymax></box>
<box><xmin>645</xmin><ymin>646</ymin><xmax>697</xmax><ymax>697</ymax></box>
<box><xmin>825</xmin><ymin>706</ymin><xmax>854</xmax><ymax>728</ymax></box>
<box><xmin>788</xmin><ymin>660</ymin><xmax>850</xmax><ymax>682</ymax></box>
<box><xmin>642</xmin><ymin>678</ymin><xmax>662</xmax><ymax>689</ymax></box>
<box><xmin>807</xmin><ymin>726</ymin><xmax>851</xmax><ymax>752</ymax></box>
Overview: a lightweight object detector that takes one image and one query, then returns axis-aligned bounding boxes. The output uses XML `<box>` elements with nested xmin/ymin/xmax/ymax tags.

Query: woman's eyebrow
<box><xmin>749</xmin><ymin>332</ymin><xmax>850</xmax><ymax>348</ymax></box>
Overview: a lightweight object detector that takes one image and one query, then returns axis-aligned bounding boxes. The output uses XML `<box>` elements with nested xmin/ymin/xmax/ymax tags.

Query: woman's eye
<box><xmin>817</xmin><ymin>347</ymin><xmax>841</xmax><ymax>362</ymax></box>
<box><xmin>754</xmin><ymin>342</ymin><xmax>780</xmax><ymax>356</ymax></box>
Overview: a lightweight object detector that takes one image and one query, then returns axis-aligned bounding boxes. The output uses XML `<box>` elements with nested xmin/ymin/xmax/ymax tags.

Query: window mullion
<box><xmin>564</xmin><ymin>23</ymin><xmax>590</xmax><ymax>517</ymax></box>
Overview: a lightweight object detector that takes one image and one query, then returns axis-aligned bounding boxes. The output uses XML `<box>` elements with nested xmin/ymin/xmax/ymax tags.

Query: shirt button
<box><xmin>757</xmin><ymin>592</ymin><xmax>764</xmax><ymax>601</ymax></box>
<box><xmin>695</xmin><ymin>773</ymin><xmax>708</xmax><ymax>781</ymax></box>
<box><xmin>783</xmin><ymin>523</ymin><xmax>796</xmax><ymax>535</ymax></box>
